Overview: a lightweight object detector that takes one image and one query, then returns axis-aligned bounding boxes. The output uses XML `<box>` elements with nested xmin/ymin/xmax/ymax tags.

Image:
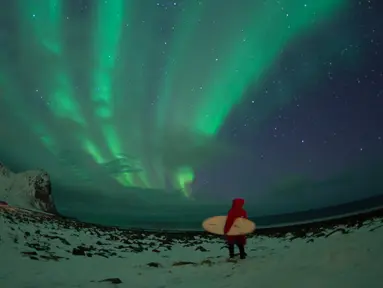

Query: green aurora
<box><xmin>0</xmin><ymin>0</ymin><xmax>346</xmax><ymax>198</ymax></box>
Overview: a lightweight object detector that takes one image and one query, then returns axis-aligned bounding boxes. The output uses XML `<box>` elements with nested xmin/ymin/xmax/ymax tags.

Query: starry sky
<box><xmin>0</xmin><ymin>0</ymin><xmax>382</xmax><ymax>227</ymax></box>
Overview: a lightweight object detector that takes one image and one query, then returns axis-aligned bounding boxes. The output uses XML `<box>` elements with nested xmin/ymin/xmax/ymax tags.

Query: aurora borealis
<box><xmin>0</xmin><ymin>0</ymin><xmax>383</xmax><ymax>227</ymax></box>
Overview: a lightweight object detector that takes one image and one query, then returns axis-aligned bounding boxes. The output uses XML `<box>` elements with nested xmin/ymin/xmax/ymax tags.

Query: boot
<box><xmin>237</xmin><ymin>244</ymin><xmax>246</xmax><ymax>259</ymax></box>
<box><xmin>228</xmin><ymin>244</ymin><xmax>235</xmax><ymax>258</ymax></box>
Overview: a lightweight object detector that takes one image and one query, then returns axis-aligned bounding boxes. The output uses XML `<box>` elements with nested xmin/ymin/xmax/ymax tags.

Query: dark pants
<box><xmin>228</xmin><ymin>243</ymin><xmax>246</xmax><ymax>259</ymax></box>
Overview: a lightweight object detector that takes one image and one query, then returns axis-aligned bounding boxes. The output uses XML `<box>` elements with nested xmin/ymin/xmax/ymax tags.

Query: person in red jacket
<box><xmin>223</xmin><ymin>198</ymin><xmax>248</xmax><ymax>259</ymax></box>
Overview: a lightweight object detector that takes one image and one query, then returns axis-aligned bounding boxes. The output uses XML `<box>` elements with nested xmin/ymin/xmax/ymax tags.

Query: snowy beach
<box><xmin>1</xmin><ymin>206</ymin><xmax>382</xmax><ymax>288</ymax></box>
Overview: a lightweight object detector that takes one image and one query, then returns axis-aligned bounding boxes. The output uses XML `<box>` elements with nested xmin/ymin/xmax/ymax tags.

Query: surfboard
<box><xmin>202</xmin><ymin>215</ymin><xmax>256</xmax><ymax>236</ymax></box>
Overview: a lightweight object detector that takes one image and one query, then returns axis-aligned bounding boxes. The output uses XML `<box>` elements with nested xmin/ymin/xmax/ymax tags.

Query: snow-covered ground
<box><xmin>0</xmin><ymin>206</ymin><xmax>382</xmax><ymax>288</ymax></box>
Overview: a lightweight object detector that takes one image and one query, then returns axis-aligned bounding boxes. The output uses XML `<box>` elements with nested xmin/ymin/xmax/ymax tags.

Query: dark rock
<box><xmin>195</xmin><ymin>245</ymin><xmax>208</xmax><ymax>252</ymax></box>
<box><xmin>172</xmin><ymin>261</ymin><xmax>197</xmax><ymax>267</ymax></box>
<box><xmin>94</xmin><ymin>252</ymin><xmax>109</xmax><ymax>258</ymax></box>
<box><xmin>147</xmin><ymin>262</ymin><xmax>162</xmax><ymax>268</ymax></box>
<box><xmin>30</xmin><ymin>171</ymin><xmax>56</xmax><ymax>213</ymax></box>
<box><xmin>98</xmin><ymin>278</ymin><xmax>123</xmax><ymax>284</ymax></box>
<box><xmin>45</xmin><ymin>235</ymin><xmax>70</xmax><ymax>245</ymax></box>
<box><xmin>72</xmin><ymin>247</ymin><xmax>86</xmax><ymax>256</ymax></box>
<box><xmin>40</xmin><ymin>255</ymin><xmax>67</xmax><ymax>261</ymax></box>
<box><xmin>22</xmin><ymin>251</ymin><xmax>38</xmax><ymax>256</ymax></box>
<box><xmin>107</xmin><ymin>235</ymin><xmax>119</xmax><ymax>241</ymax></box>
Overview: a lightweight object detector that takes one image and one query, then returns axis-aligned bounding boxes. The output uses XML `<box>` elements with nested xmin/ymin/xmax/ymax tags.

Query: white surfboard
<box><xmin>202</xmin><ymin>215</ymin><xmax>256</xmax><ymax>236</ymax></box>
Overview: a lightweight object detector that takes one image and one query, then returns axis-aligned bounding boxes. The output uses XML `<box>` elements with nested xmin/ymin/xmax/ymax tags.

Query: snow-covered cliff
<box><xmin>0</xmin><ymin>162</ymin><xmax>56</xmax><ymax>213</ymax></box>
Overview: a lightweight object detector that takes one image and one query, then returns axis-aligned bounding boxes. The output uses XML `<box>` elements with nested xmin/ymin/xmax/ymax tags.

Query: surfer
<box><xmin>224</xmin><ymin>198</ymin><xmax>248</xmax><ymax>259</ymax></box>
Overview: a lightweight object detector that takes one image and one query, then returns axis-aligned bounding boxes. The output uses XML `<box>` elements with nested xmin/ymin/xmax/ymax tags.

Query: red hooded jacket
<box><xmin>224</xmin><ymin>198</ymin><xmax>248</xmax><ymax>245</ymax></box>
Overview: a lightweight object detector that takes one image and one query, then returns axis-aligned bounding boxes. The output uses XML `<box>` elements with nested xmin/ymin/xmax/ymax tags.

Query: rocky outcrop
<box><xmin>0</xmin><ymin>162</ymin><xmax>56</xmax><ymax>213</ymax></box>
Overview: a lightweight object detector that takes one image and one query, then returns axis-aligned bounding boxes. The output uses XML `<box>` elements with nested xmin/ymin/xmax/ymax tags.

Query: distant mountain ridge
<box><xmin>251</xmin><ymin>193</ymin><xmax>383</xmax><ymax>226</ymax></box>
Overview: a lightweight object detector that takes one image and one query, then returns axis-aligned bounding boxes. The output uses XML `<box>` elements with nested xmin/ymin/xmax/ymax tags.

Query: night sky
<box><xmin>0</xmin><ymin>0</ymin><xmax>382</xmax><ymax>226</ymax></box>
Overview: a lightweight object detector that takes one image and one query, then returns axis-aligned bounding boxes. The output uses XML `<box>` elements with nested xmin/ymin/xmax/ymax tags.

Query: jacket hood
<box><xmin>232</xmin><ymin>198</ymin><xmax>245</xmax><ymax>209</ymax></box>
